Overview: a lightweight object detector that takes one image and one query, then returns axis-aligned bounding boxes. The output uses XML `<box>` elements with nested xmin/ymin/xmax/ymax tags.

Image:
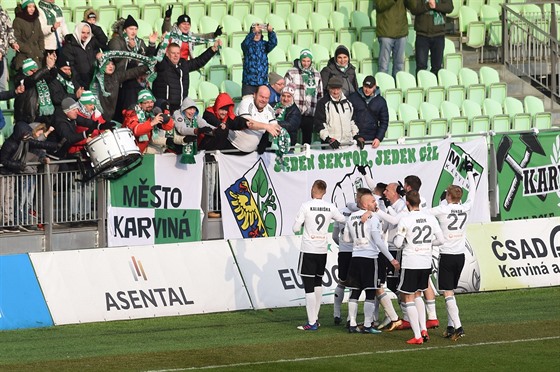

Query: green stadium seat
<box><xmin>90</xmin><ymin>0</ymin><xmax>111</xmax><ymax>8</ymax></box>
<box><xmin>274</xmin><ymin>30</ymin><xmax>294</xmax><ymax>53</ymax></box>
<box><xmin>272</xmin><ymin>0</ymin><xmax>293</xmax><ymax>21</ymax></box>
<box><xmin>221</xmin><ymin>15</ymin><xmax>243</xmax><ymax>46</ymax></box>
<box><xmin>336</xmin><ymin>0</ymin><xmax>355</xmax><ymax>20</ymax></box>
<box><xmin>208</xmin><ymin>1</ymin><xmax>228</xmax><ymax>23</ymax></box>
<box><xmin>287</xmin><ymin>44</ymin><xmax>305</xmax><ymax>63</ymax></box>
<box><xmin>287</xmin><ymin>13</ymin><xmax>308</xmax><ymax>34</ymax></box>
<box><xmin>459</xmin><ymin>67</ymin><xmax>486</xmax><ymax>106</ymax></box>
<box><xmin>350</xmin><ymin>10</ymin><xmax>370</xmax><ymax>33</ymax></box>
<box><xmin>524</xmin><ymin>96</ymin><xmax>552</xmax><ymax>129</ymax></box>
<box><xmin>479</xmin><ymin>66</ymin><xmax>507</xmax><ymax>104</ymax></box>
<box><xmin>265</xmin><ymin>14</ymin><xmax>286</xmax><ymax>31</ymax></box>
<box><xmin>198</xmin><ymin>81</ymin><xmax>221</xmax><ymax>107</ymax></box>
<box><xmin>317</xmin><ymin>28</ymin><xmax>336</xmax><ymax>50</ymax></box>
<box><xmin>417</xmin><ymin>70</ymin><xmax>445</xmax><ymax>109</ymax></box>
<box><xmin>207</xmin><ymin>65</ymin><xmax>229</xmax><ymax>88</ymax></box>
<box><xmin>396</xmin><ymin>71</ymin><xmax>424</xmax><ymax>111</ymax></box>
<box><xmin>243</xmin><ymin>14</ymin><xmax>264</xmax><ymax>32</ymax></box>
<box><xmin>419</xmin><ymin>102</ymin><xmax>448</xmax><ymax>136</ymax></box>
<box><xmin>295</xmin><ymin>29</ymin><xmax>315</xmax><ymax>49</ymax></box>
<box><xmin>198</xmin><ymin>16</ymin><xmax>220</xmax><ymax>35</ymax></box>
<box><xmin>441</xmin><ymin>101</ymin><xmax>469</xmax><ymax>138</ymax></box>
<box><xmin>438</xmin><ymin>68</ymin><xmax>465</xmax><ymax>108</ymax></box>
<box><xmin>231</xmin><ymin>1</ymin><xmax>251</xmax><ymax>22</ymax></box>
<box><xmin>461</xmin><ymin>99</ymin><xmax>489</xmax><ymax>133</ymax></box>
<box><xmin>504</xmin><ymin>97</ymin><xmax>532</xmax><ymax>131</ymax></box>
<box><xmin>295</xmin><ymin>0</ymin><xmax>314</xmax><ymax>20</ymax></box>
<box><xmin>359</xmin><ymin>27</ymin><xmax>376</xmax><ymax>50</ymax></box>
<box><xmin>337</xmin><ymin>27</ymin><xmax>358</xmax><ymax>46</ymax></box>
<box><xmin>274</xmin><ymin>61</ymin><xmax>293</xmax><ymax>77</ymax></box>
<box><xmin>97</xmin><ymin>6</ymin><xmax>117</xmax><ymax>34</ymax></box>
<box><xmin>252</xmin><ymin>0</ymin><xmax>271</xmax><ymax>22</ymax></box>
<box><xmin>309</xmin><ymin>12</ymin><xmax>329</xmax><ymax>31</ymax></box>
<box><xmin>375</xmin><ymin>72</ymin><xmax>402</xmax><ymax>112</ymax></box>
<box><xmin>310</xmin><ymin>44</ymin><xmax>330</xmax><ymax>70</ymax></box>
<box><xmin>230</xmin><ymin>31</ymin><xmax>246</xmax><ymax>54</ymax></box>
<box><xmin>398</xmin><ymin>103</ymin><xmax>425</xmax><ymax>135</ymax></box>
<box><xmin>221</xmin><ymin>80</ymin><xmax>242</xmax><ymax>100</ymax></box>
<box><xmin>482</xmin><ymin>98</ymin><xmax>511</xmax><ymax>132</ymax></box>
<box><xmin>267</xmin><ymin>47</ymin><xmax>287</xmax><ymax>66</ymax></box>
<box><xmin>330</xmin><ymin>10</ymin><xmax>350</xmax><ymax>30</ymax></box>
<box><xmin>231</xmin><ymin>64</ymin><xmax>244</xmax><ymax>84</ymax></box>
<box><xmin>120</xmin><ymin>5</ymin><xmax>140</xmax><ymax>20</ymax></box>
<box><xmin>220</xmin><ymin>47</ymin><xmax>243</xmax><ymax>74</ymax></box>
<box><xmin>316</xmin><ymin>0</ymin><xmax>335</xmax><ymax>18</ymax></box>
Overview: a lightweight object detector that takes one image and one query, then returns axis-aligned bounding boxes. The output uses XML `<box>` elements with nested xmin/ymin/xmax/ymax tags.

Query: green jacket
<box><xmin>409</xmin><ymin>0</ymin><xmax>454</xmax><ymax>37</ymax></box>
<box><xmin>376</xmin><ymin>0</ymin><xmax>414</xmax><ymax>39</ymax></box>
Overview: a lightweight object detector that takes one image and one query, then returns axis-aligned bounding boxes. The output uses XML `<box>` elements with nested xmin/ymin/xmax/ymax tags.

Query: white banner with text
<box><xmin>30</xmin><ymin>241</ymin><xmax>252</xmax><ymax>325</ymax></box>
<box><xmin>217</xmin><ymin>138</ymin><xmax>490</xmax><ymax>240</ymax></box>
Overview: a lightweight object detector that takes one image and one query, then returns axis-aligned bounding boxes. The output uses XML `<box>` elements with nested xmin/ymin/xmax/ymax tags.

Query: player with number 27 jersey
<box><xmin>426</xmin><ymin>172</ymin><xmax>475</xmax><ymax>255</ymax></box>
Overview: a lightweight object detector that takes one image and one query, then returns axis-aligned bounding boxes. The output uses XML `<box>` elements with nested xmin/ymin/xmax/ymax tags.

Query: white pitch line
<box><xmin>145</xmin><ymin>336</ymin><xmax>560</xmax><ymax>372</ymax></box>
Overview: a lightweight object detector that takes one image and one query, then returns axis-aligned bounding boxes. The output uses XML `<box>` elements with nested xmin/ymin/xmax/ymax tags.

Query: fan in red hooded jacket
<box><xmin>201</xmin><ymin>92</ymin><xmax>248</xmax><ymax>150</ymax></box>
<box><xmin>122</xmin><ymin>89</ymin><xmax>174</xmax><ymax>154</ymax></box>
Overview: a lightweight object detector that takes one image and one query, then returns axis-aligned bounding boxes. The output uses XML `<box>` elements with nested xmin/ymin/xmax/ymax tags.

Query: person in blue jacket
<box><xmin>348</xmin><ymin>75</ymin><xmax>389</xmax><ymax>149</ymax></box>
<box><xmin>241</xmin><ymin>22</ymin><xmax>277</xmax><ymax>97</ymax></box>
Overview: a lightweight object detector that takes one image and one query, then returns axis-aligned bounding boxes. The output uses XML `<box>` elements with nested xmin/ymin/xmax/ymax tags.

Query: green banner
<box><xmin>108</xmin><ymin>154</ymin><xmax>203</xmax><ymax>246</ymax></box>
<box><xmin>431</xmin><ymin>142</ymin><xmax>484</xmax><ymax>206</ymax></box>
<box><xmin>493</xmin><ymin>131</ymin><xmax>560</xmax><ymax>220</ymax></box>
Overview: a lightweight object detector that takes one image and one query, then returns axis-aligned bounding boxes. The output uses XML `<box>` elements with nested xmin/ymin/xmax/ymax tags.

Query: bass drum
<box><xmin>86</xmin><ymin>128</ymin><xmax>141</xmax><ymax>176</ymax></box>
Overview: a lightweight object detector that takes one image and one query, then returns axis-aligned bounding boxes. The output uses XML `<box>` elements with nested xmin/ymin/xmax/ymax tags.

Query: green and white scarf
<box><xmin>37</xmin><ymin>79</ymin><xmax>54</xmax><ymax>116</ymax></box>
<box><xmin>38</xmin><ymin>0</ymin><xmax>62</xmax><ymax>26</ymax></box>
<box><xmin>123</xmin><ymin>32</ymin><xmax>140</xmax><ymax>53</ymax></box>
<box><xmin>429</xmin><ymin>0</ymin><xmax>445</xmax><ymax>26</ymax></box>
<box><xmin>57</xmin><ymin>74</ymin><xmax>75</xmax><ymax>94</ymax></box>
<box><xmin>134</xmin><ymin>104</ymin><xmax>154</xmax><ymax>142</ymax></box>
<box><xmin>180</xmin><ymin>112</ymin><xmax>198</xmax><ymax>164</ymax></box>
<box><xmin>300</xmin><ymin>62</ymin><xmax>317</xmax><ymax>97</ymax></box>
<box><xmin>91</xmin><ymin>50</ymin><xmax>157</xmax><ymax>97</ymax></box>
<box><xmin>268</xmin><ymin>126</ymin><xmax>291</xmax><ymax>168</ymax></box>
<box><xmin>156</xmin><ymin>32</ymin><xmax>217</xmax><ymax>62</ymax></box>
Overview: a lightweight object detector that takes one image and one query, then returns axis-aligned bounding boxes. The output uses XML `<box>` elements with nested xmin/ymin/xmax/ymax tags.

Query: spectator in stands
<box><xmin>267</xmin><ymin>72</ymin><xmax>285</xmax><ymax>106</ymax></box>
<box><xmin>272</xmin><ymin>84</ymin><xmax>301</xmax><ymax>146</ymax></box>
<box><xmin>409</xmin><ymin>0</ymin><xmax>453</xmax><ymax>76</ymax></box>
<box><xmin>37</xmin><ymin>0</ymin><xmax>68</xmax><ymax>53</ymax></box>
<box><xmin>241</xmin><ymin>23</ymin><xmax>277</xmax><ymax>96</ymax></box>
<box><xmin>108</xmin><ymin>15</ymin><xmax>157</xmax><ymax>71</ymax></box>
<box><xmin>202</xmin><ymin>92</ymin><xmax>248</xmax><ymax>150</ymax></box>
<box><xmin>284</xmin><ymin>48</ymin><xmax>324</xmax><ymax>145</ymax></box>
<box><xmin>159</xmin><ymin>11</ymin><xmax>222</xmax><ymax>61</ymax></box>
<box><xmin>47</xmin><ymin>97</ymin><xmax>98</xmax><ymax>159</ymax></box>
<box><xmin>12</xmin><ymin>0</ymin><xmax>44</xmax><ymax>72</ymax></box>
<box><xmin>348</xmin><ymin>75</ymin><xmax>389</xmax><ymax>149</ymax></box>
<box><xmin>320</xmin><ymin>45</ymin><xmax>358</xmax><ymax>97</ymax></box>
<box><xmin>62</xmin><ymin>22</ymin><xmax>106</xmax><ymax>90</ymax></box>
<box><xmin>169</xmin><ymin>97</ymin><xmax>216</xmax><ymax>160</ymax></box>
<box><xmin>108</xmin><ymin>15</ymin><xmax>157</xmax><ymax>122</ymax></box>
<box><xmin>82</xmin><ymin>8</ymin><xmax>108</xmax><ymax>47</ymax></box>
<box><xmin>122</xmin><ymin>89</ymin><xmax>174</xmax><ymax>154</ymax></box>
<box><xmin>68</xmin><ymin>90</ymin><xmax>110</xmax><ymax>158</ymax></box>
<box><xmin>0</xmin><ymin>6</ymin><xmax>19</xmax><ymax>92</ymax></box>
<box><xmin>48</xmin><ymin>53</ymin><xmax>83</xmax><ymax>107</ymax></box>
<box><xmin>91</xmin><ymin>59</ymin><xmax>148</xmax><ymax>122</ymax></box>
<box><xmin>0</xmin><ymin>85</ymin><xmax>27</xmax><ymax>233</ymax></box>
<box><xmin>152</xmin><ymin>41</ymin><xmax>221</xmax><ymax>113</ymax></box>
<box><xmin>376</xmin><ymin>0</ymin><xmax>413</xmax><ymax>78</ymax></box>
<box><xmin>15</xmin><ymin>122</ymin><xmax>59</xmax><ymax>232</ymax></box>
<box><xmin>314</xmin><ymin>76</ymin><xmax>362</xmax><ymax>150</ymax></box>
<box><xmin>13</xmin><ymin>54</ymin><xmax>57</xmax><ymax>124</ymax></box>
<box><xmin>218</xmin><ymin>86</ymin><xmax>281</xmax><ymax>154</ymax></box>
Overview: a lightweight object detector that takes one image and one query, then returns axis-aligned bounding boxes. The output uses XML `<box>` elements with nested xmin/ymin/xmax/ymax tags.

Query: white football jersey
<box><xmin>383</xmin><ymin>198</ymin><xmax>407</xmax><ymax>247</ymax></box>
<box><xmin>426</xmin><ymin>173</ymin><xmax>476</xmax><ymax>255</ymax></box>
<box><xmin>293</xmin><ymin>198</ymin><xmax>346</xmax><ymax>254</ymax></box>
<box><xmin>344</xmin><ymin>210</ymin><xmax>392</xmax><ymax>260</ymax></box>
<box><xmin>336</xmin><ymin>206</ymin><xmax>354</xmax><ymax>253</ymax></box>
<box><xmin>396</xmin><ymin>210</ymin><xmax>443</xmax><ymax>269</ymax></box>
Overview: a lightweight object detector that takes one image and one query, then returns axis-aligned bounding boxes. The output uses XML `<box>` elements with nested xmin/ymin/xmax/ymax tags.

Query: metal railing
<box><xmin>503</xmin><ymin>2</ymin><xmax>559</xmax><ymax>103</ymax></box>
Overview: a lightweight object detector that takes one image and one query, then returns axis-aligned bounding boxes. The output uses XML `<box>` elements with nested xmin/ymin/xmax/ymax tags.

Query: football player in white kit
<box><xmin>425</xmin><ymin>159</ymin><xmax>476</xmax><ymax>341</ymax></box>
<box><xmin>293</xmin><ymin>180</ymin><xmax>346</xmax><ymax>331</ymax></box>
<box><xmin>394</xmin><ymin>190</ymin><xmax>444</xmax><ymax>344</ymax></box>
<box><xmin>343</xmin><ymin>193</ymin><xmax>401</xmax><ymax>334</ymax></box>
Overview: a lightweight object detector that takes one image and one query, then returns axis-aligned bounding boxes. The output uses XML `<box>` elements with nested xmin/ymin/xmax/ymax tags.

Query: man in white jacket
<box><xmin>313</xmin><ymin>76</ymin><xmax>364</xmax><ymax>150</ymax></box>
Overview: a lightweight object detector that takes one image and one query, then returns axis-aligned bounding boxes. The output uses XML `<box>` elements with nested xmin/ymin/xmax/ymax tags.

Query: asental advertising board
<box><xmin>30</xmin><ymin>241</ymin><xmax>252</xmax><ymax>325</ymax></box>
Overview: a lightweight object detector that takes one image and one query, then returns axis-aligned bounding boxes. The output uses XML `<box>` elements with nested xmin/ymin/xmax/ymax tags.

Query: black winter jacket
<box><xmin>348</xmin><ymin>88</ymin><xmax>389</xmax><ymax>142</ymax></box>
<box><xmin>151</xmin><ymin>47</ymin><xmax>217</xmax><ymax>110</ymax></box>
<box><xmin>62</xmin><ymin>33</ymin><xmax>106</xmax><ymax>89</ymax></box>
<box><xmin>320</xmin><ymin>58</ymin><xmax>358</xmax><ymax>97</ymax></box>
<box><xmin>46</xmin><ymin>108</ymin><xmax>97</xmax><ymax>158</ymax></box>
<box><xmin>13</xmin><ymin>67</ymin><xmax>57</xmax><ymax>124</ymax></box>
<box><xmin>48</xmin><ymin>71</ymin><xmax>80</xmax><ymax>107</ymax></box>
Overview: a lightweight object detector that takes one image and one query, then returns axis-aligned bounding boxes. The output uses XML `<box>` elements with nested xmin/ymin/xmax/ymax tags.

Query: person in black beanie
<box><xmin>48</xmin><ymin>52</ymin><xmax>83</xmax><ymax>107</ymax></box>
<box><xmin>159</xmin><ymin>10</ymin><xmax>222</xmax><ymax>60</ymax></box>
<box><xmin>108</xmin><ymin>14</ymin><xmax>158</xmax><ymax>122</ymax></box>
<box><xmin>320</xmin><ymin>45</ymin><xmax>358</xmax><ymax>97</ymax></box>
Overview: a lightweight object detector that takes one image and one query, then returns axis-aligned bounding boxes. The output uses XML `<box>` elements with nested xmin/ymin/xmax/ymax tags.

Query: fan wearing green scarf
<box><xmin>122</xmin><ymin>89</ymin><xmax>174</xmax><ymax>154</ymax></box>
<box><xmin>409</xmin><ymin>0</ymin><xmax>454</xmax><ymax>75</ymax></box>
<box><xmin>172</xmin><ymin>97</ymin><xmax>213</xmax><ymax>163</ymax></box>
<box><xmin>13</xmin><ymin>54</ymin><xmax>57</xmax><ymax>125</ymax></box>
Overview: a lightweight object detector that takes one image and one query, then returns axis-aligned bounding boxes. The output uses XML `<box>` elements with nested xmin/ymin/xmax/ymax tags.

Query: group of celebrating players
<box><xmin>292</xmin><ymin>159</ymin><xmax>476</xmax><ymax>345</ymax></box>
